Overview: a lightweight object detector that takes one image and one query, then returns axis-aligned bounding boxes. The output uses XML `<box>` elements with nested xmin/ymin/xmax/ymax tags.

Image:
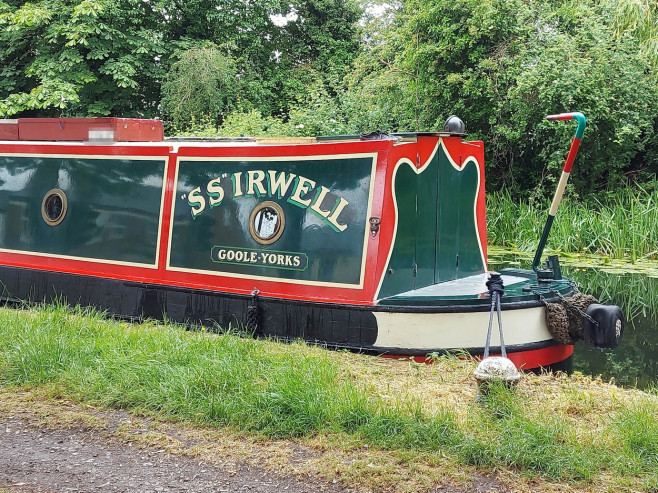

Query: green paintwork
<box><xmin>415</xmin><ymin>150</ymin><xmax>439</xmax><ymax>288</ymax></box>
<box><xmin>170</xmin><ymin>156</ymin><xmax>374</xmax><ymax>285</ymax></box>
<box><xmin>436</xmin><ymin>147</ymin><xmax>483</xmax><ymax>280</ymax></box>
<box><xmin>382</xmin><ymin>158</ymin><xmax>418</xmax><ymax>296</ymax></box>
<box><xmin>0</xmin><ymin>156</ymin><xmax>165</xmax><ymax>264</ymax></box>
<box><xmin>379</xmin><ymin>269</ymin><xmax>574</xmax><ymax>307</ymax></box>
<box><xmin>379</xmin><ymin>144</ymin><xmax>485</xmax><ymax>299</ymax></box>
<box><xmin>573</xmin><ymin>113</ymin><xmax>586</xmax><ymax>139</ymax></box>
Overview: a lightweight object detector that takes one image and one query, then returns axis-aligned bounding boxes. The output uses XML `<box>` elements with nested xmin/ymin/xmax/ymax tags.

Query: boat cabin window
<box><xmin>250</xmin><ymin>201</ymin><xmax>285</xmax><ymax>244</ymax></box>
<box><xmin>41</xmin><ymin>189</ymin><xmax>68</xmax><ymax>226</ymax></box>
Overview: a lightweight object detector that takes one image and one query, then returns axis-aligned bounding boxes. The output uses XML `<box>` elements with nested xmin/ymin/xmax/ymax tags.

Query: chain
<box><xmin>567</xmin><ymin>278</ymin><xmax>582</xmax><ymax>295</ymax></box>
<box><xmin>554</xmin><ymin>290</ymin><xmax>599</xmax><ymax>327</ymax></box>
<box><xmin>535</xmin><ymin>281</ymin><xmax>598</xmax><ymax>328</ymax></box>
<box><xmin>246</xmin><ymin>288</ymin><xmax>261</xmax><ymax>336</ymax></box>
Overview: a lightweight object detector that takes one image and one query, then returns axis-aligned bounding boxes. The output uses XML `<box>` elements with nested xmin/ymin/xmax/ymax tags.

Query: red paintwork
<box><xmin>385</xmin><ymin>344</ymin><xmax>574</xmax><ymax>370</ymax></box>
<box><xmin>10</xmin><ymin>118</ymin><xmax>164</xmax><ymax>142</ymax></box>
<box><xmin>0</xmin><ymin>134</ymin><xmax>570</xmax><ymax>369</ymax></box>
<box><xmin>0</xmin><ymin>120</ymin><xmax>18</xmax><ymax>140</ymax></box>
<box><xmin>376</xmin><ymin>136</ymin><xmax>488</xmax><ymax>286</ymax></box>
<box><xmin>0</xmin><ymin>135</ymin><xmax>486</xmax><ymax>307</ymax></box>
<box><xmin>503</xmin><ymin>344</ymin><xmax>574</xmax><ymax>370</ymax></box>
<box><xmin>563</xmin><ymin>137</ymin><xmax>581</xmax><ymax>173</ymax></box>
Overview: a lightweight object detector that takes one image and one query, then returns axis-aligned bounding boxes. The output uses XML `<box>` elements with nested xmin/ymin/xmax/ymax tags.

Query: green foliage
<box><xmin>217</xmin><ymin>109</ymin><xmax>289</xmax><ymax>137</ymax></box>
<box><xmin>348</xmin><ymin>0</ymin><xmax>658</xmax><ymax>195</ymax></box>
<box><xmin>0</xmin><ymin>0</ymin><xmax>362</xmax><ymax>124</ymax></box>
<box><xmin>286</xmin><ymin>77</ymin><xmax>352</xmax><ymax>136</ymax></box>
<box><xmin>278</xmin><ymin>0</ymin><xmax>362</xmax><ymax>78</ymax></box>
<box><xmin>461</xmin><ymin>385</ymin><xmax>598</xmax><ymax>480</ymax></box>
<box><xmin>1</xmin><ymin>0</ymin><xmax>657</xmax><ymax>194</ymax></box>
<box><xmin>486</xmin><ymin>181</ymin><xmax>658</xmax><ymax>260</ymax></box>
<box><xmin>615</xmin><ymin>401</ymin><xmax>658</xmax><ymax>470</ymax></box>
<box><xmin>613</xmin><ymin>0</ymin><xmax>658</xmax><ymax>67</ymax></box>
<box><xmin>0</xmin><ymin>0</ymin><xmax>166</xmax><ymax>117</ymax></box>
<box><xmin>161</xmin><ymin>45</ymin><xmax>238</xmax><ymax>129</ymax></box>
<box><xmin>1</xmin><ymin>302</ymin><xmax>658</xmax><ymax>486</ymax></box>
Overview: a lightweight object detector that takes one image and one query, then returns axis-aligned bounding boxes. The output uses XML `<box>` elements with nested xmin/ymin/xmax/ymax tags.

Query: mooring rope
<box><xmin>484</xmin><ymin>273</ymin><xmax>506</xmax><ymax>358</ymax></box>
<box><xmin>246</xmin><ymin>288</ymin><xmax>262</xmax><ymax>336</ymax></box>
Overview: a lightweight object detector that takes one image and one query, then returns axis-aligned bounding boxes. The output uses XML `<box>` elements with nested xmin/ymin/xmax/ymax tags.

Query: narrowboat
<box><xmin>0</xmin><ymin>115</ymin><xmax>623</xmax><ymax>371</ymax></box>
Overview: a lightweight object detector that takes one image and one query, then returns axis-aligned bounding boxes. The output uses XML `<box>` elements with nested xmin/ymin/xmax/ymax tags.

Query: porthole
<box><xmin>249</xmin><ymin>201</ymin><xmax>285</xmax><ymax>245</ymax></box>
<box><xmin>41</xmin><ymin>189</ymin><xmax>68</xmax><ymax>226</ymax></box>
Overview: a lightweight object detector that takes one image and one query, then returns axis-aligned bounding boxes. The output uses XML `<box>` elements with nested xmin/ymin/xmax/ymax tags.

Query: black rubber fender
<box><xmin>582</xmin><ymin>304</ymin><xmax>624</xmax><ymax>349</ymax></box>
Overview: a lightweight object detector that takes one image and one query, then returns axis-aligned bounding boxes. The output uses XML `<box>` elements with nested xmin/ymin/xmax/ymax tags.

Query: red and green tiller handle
<box><xmin>532</xmin><ymin>112</ymin><xmax>586</xmax><ymax>272</ymax></box>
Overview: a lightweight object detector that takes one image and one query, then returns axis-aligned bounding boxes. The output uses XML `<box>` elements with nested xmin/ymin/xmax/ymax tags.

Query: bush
<box><xmin>345</xmin><ymin>0</ymin><xmax>658</xmax><ymax>196</ymax></box>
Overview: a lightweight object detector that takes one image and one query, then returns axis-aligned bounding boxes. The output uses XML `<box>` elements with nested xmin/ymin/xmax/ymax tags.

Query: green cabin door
<box><xmin>379</xmin><ymin>152</ymin><xmax>438</xmax><ymax>298</ymax></box>
<box><xmin>415</xmin><ymin>154</ymin><xmax>439</xmax><ymax>288</ymax></box>
<box><xmin>436</xmin><ymin>148</ymin><xmax>483</xmax><ymax>282</ymax></box>
<box><xmin>378</xmin><ymin>144</ymin><xmax>484</xmax><ymax>300</ymax></box>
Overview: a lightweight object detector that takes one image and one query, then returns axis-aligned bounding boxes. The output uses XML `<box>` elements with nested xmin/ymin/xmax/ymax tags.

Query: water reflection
<box><xmin>489</xmin><ymin>253</ymin><xmax>658</xmax><ymax>389</ymax></box>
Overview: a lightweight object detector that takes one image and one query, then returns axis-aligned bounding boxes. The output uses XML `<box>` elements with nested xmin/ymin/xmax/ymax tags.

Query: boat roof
<box><xmin>0</xmin><ymin>118</ymin><xmax>461</xmax><ymax>146</ymax></box>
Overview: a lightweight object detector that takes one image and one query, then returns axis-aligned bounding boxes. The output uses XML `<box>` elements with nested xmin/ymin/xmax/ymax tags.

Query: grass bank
<box><xmin>487</xmin><ymin>182</ymin><xmax>658</xmax><ymax>261</ymax></box>
<box><xmin>0</xmin><ymin>303</ymin><xmax>657</xmax><ymax>491</ymax></box>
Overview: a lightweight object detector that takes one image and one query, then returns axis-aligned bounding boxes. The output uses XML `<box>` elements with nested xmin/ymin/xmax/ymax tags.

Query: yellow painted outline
<box><xmin>374</xmin><ymin>139</ymin><xmax>486</xmax><ymax>300</ymax></box>
<box><xmin>167</xmin><ymin>153</ymin><xmax>378</xmax><ymax>289</ymax></box>
<box><xmin>0</xmin><ymin>152</ymin><xmax>169</xmax><ymax>269</ymax></box>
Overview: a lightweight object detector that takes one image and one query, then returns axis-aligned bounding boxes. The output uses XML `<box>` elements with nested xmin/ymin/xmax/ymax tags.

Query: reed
<box><xmin>1</xmin><ymin>303</ymin><xmax>657</xmax><ymax>489</ymax></box>
<box><xmin>487</xmin><ymin>182</ymin><xmax>658</xmax><ymax>260</ymax></box>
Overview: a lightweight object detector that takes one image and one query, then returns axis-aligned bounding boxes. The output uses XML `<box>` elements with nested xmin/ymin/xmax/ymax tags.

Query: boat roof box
<box><xmin>15</xmin><ymin>117</ymin><xmax>164</xmax><ymax>142</ymax></box>
<box><xmin>0</xmin><ymin>120</ymin><xmax>19</xmax><ymax>140</ymax></box>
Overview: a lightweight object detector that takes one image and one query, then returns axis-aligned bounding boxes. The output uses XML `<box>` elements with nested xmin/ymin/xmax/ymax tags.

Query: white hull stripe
<box><xmin>373</xmin><ymin>307</ymin><xmax>550</xmax><ymax>350</ymax></box>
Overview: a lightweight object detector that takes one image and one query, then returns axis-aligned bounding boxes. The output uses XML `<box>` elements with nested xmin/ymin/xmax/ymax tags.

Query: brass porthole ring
<box><xmin>41</xmin><ymin>189</ymin><xmax>68</xmax><ymax>226</ymax></box>
<box><xmin>249</xmin><ymin>201</ymin><xmax>285</xmax><ymax>245</ymax></box>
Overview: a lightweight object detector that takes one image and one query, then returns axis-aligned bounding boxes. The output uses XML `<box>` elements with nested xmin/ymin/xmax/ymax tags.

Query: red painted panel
<box><xmin>0</xmin><ymin>135</ymin><xmax>487</xmax><ymax>307</ymax></box>
<box><xmin>384</xmin><ymin>344</ymin><xmax>574</xmax><ymax>370</ymax></box>
<box><xmin>0</xmin><ymin>120</ymin><xmax>18</xmax><ymax>140</ymax></box>
<box><xmin>504</xmin><ymin>344</ymin><xmax>574</xmax><ymax>370</ymax></box>
<box><xmin>563</xmin><ymin>137</ymin><xmax>581</xmax><ymax>173</ymax></box>
<box><xmin>168</xmin><ymin>138</ymin><xmax>395</xmax><ymax>304</ymax></box>
<box><xmin>0</xmin><ymin>138</ymin><xmax>397</xmax><ymax>306</ymax></box>
<box><xmin>17</xmin><ymin>118</ymin><xmax>163</xmax><ymax>142</ymax></box>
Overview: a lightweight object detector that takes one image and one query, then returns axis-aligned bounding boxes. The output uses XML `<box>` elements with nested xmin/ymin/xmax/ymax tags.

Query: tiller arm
<box><xmin>532</xmin><ymin>112</ymin><xmax>587</xmax><ymax>272</ymax></box>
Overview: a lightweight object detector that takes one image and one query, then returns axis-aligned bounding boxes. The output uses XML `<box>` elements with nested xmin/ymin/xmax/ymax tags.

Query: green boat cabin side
<box><xmin>0</xmin><ymin>123</ymin><xmax>487</xmax><ymax>306</ymax></box>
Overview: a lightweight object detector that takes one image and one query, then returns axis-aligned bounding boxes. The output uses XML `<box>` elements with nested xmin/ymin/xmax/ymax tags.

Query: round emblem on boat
<box><xmin>249</xmin><ymin>201</ymin><xmax>285</xmax><ymax>244</ymax></box>
<box><xmin>41</xmin><ymin>189</ymin><xmax>68</xmax><ymax>226</ymax></box>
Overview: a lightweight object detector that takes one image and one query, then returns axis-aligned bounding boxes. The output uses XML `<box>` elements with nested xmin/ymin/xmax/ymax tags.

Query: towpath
<box><xmin>0</xmin><ymin>414</ymin><xmax>355</xmax><ymax>492</ymax></box>
<box><xmin>0</xmin><ymin>392</ymin><xmax>505</xmax><ymax>493</ymax></box>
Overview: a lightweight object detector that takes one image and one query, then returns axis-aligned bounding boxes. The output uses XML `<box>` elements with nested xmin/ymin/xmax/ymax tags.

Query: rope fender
<box><xmin>544</xmin><ymin>293</ymin><xmax>598</xmax><ymax>344</ymax></box>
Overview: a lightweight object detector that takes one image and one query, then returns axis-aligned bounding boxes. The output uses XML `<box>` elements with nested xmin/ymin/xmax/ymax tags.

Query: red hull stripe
<box><xmin>384</xmin><ymin>344</ymin><xmax>574</xmax><ymax>370</ymax></box>
<box><xmin>501</xmin><ymin>344</ymin><xmax>574</xmax><ymax>370</ymax></box>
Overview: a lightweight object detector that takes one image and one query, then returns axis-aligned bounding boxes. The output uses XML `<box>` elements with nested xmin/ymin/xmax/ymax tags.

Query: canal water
<box><xmin>489</xmin><ymin>255</ymin><xmax>658</xmax><ymax>390</ymax></box>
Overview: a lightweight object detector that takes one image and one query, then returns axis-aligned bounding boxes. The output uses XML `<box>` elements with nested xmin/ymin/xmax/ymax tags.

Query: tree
<box><xmin>0</xmin><ymin>0</ymin><xmax>363</xmax><ymax>126</ymax></box>
<box><xmin>238</xmin><ymin>0</ymin><xmax>363</xmax><ymax>118</ymax></box>
<box><xmin>344</xmin><ymin>0</ymin><xmax>658</xmax><ymax>195</ymax></box>
<box><xmin>0</xmin><ymin>0</ymin><xmax>166</xmax><ymax>117</ymax></box>
<box><xmin>161</xmin><ymin>44</ymin><xmax>238</xmax><ymax>130</ymax></box>
<box><xmin>613</xmin><ymin>0</ymin><xmax>658</xmax><ymax>68</ymax></box>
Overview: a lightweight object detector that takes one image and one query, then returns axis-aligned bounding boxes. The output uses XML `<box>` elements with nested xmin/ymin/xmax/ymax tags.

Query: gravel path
<box><xmin>0</xmin><ymin>392</ymin><xmax>509</xmax><ymax>493</ymax></box>
<box><xmin>0</xmin><ymin>415</ymin><xmax>348</xmax><ymax>493</ymax></box>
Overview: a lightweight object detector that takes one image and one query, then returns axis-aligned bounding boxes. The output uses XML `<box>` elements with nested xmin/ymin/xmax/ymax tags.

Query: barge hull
<box><xmin>0</xmin><ymin>264</ymin><xmax>570</xmax><ymax>370</ymax></box>
<box><xmin>0</xmin><ymin>125</ymin><xmax>576</xmax><ymax>371</ymax></box>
